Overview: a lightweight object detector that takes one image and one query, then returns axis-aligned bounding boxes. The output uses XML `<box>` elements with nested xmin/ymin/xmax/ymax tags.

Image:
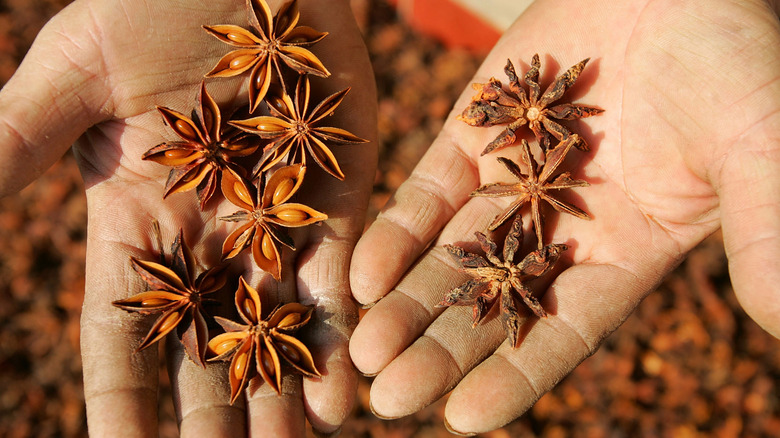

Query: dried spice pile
<box><xmin>1</xmin><ymin>1</ymin><xmax>779</xmax><ymax>437</ymax></box>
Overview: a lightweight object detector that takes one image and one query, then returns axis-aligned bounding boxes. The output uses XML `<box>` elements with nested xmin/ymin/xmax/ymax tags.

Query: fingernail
<box><xmin>312</xmin><ymin>426</ymin><xmax>342</xmax><ymax>438</ymax></box>
<box><xmin>360</xmin><ymin>298</ymin><xmax>380</xmax><ymax>309</ymax></box>
<box><xmin>369</xmin><ymin>401</ymin><xmax>399</xmax><ymax>420</ymax></box>
<box><xmin>443</xmin><ymin>418</ymin><xmax>476</xmax><ymax>437</ymax></box>
<box><xmin>358</xmin><ymin>370</ymin><xmax>378</xmax><ymax>378</ymax></box>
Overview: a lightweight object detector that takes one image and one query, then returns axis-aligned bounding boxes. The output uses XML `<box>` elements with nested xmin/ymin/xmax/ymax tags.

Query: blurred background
<box><xmin>0</xmin><ymin>0</ymin><xmax>779</xmax><ymax>437</ymax></box>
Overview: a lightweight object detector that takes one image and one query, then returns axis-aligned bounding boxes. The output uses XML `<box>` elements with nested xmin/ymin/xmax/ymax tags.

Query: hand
<box><xmin>0</xmin><ymin>0</ymin><xmax>376</xmax><ymax>436</ymax></box>
<box><xmin>349</xmin><ymin>0</ymin><xmax>780</xmax><ymax>434</ymax></box>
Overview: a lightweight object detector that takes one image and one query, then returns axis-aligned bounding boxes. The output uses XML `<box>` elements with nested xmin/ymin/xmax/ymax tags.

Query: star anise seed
<box><xmin>203</xmin><ymin>0</ymin><xmax>330</xmax><ymax>112</ymax></box>
<box><xmin>207</xmin><ymin>276</ymin><xmax>321</xmax><ymax>402</ymax></box>
<box><xmin>438</xmin><ymin>215</ymin><xmax>567</xmax><ymax>347</ymax></box>
<box><xmin>471</xmin><ymin>135</ymin><xmax>590</xmax><ymax>248</ymax></box>
<box><xmin>458</xmin><ymin>54</ymin><xmax>603</xmax><ymax>153</ymax></box>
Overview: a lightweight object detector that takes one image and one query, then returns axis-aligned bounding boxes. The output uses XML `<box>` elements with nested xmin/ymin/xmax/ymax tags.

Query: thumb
<box><xmin>0</xmin><ymin>2</ymin><xmax>109</xmax><ymax>197</ymax></box>
<box><xmin>716</xmin><ymin>128</ymin><xmax>780</xmax><ymax>339</ymax></box>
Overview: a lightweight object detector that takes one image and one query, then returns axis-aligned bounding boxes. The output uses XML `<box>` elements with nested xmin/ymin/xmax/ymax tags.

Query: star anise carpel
<box><xmin>143</xmin><ymin>82</ymin><xmax>260</xmax><ymax>210</ymax></box>
<box><xmin>471</xmin><ymin>134</ymin><xmax>590</xmax><ymax>248</ymax></box>
<box><xmin>438</xmin><ymin>215</ymin><xmax>567</xmax><ymax>347</ymax></box>
<box><xmin>229</xmin><ymin>75</ymin><xmax>368</xmax><ymax>180</ymax></box>
<box><xmin>112</xmin><ymin>229</ymin><xmax>228</xmax><ymax>367</ymax></box>
<box><xmin>458</xmin><ymin>53</ymin><xmax>603</xmax><ymax>153</ymax></box>
<box><xmin>219</xmin><ymin>163</ymin><xmax>327</xmax><ymax>280</ymax></box>
<box><xmin>203</xmin><ymin>0</ymin><xmax>330</xmax><ymax>113</ymax></box>
<box><xmin>207</xmin><ymin>277</ymin><xmax>320</xmax><ymax>402</ymax></box>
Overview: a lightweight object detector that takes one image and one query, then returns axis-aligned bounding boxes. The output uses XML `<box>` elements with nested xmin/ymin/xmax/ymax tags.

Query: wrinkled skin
<box><xmin>0</xmin><ymin>0</ymin><xmax>376</xmax><ymax>436</ymax></box>
<box><xmin>350</xmin><ymin>0</ymin><xmax>780</xmax><ymax>434</ymax></box>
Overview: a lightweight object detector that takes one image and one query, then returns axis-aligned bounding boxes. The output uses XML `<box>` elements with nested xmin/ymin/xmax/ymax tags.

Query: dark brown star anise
<box><xmin>230</xmin><ymin>75</ymin><xmax>368</xmax><ymax>180</ymax></box>
<box><xmin>219</xmin><ymin>163</ymin><xmax>327</xmax><ymax>281</ymax></box>
<box><xmin>207</xmin><ymin>276</ymin><xmax>321</xmax><ymax>402</ymax></box>
<box><xmin>203</xmin><ymin>0</ymin><xmax>329</xmax><ymax>112</ymax></box>
<box><xmin>471</xmin><ymin>135</ymin><xmax>589</xmax><ymax>247</ymax></box>
<box><xmin>143</xmin><ymin>82</ymin><xmax>260</xmax><ymax>210</ymax></box>
<box><xmin>112</xmin><ymin>229</ymin><xmax>228</xmax><ymax>367</ymax></box>
<box><xmin>458</xmin><ymin>54</ymin><xmax>603</xmax><ymax>153</ymax></box>
<box><xmin>438</xmin><ymin>215</ymin><xmax>567</xmax><ymax>347</ymax></box>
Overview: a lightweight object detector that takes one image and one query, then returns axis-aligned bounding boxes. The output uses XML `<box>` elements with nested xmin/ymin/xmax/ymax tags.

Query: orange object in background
<box><xmin>387</xmin><ymin>0</ymin><xmax>533</xmax><ymax>53</ymax></box>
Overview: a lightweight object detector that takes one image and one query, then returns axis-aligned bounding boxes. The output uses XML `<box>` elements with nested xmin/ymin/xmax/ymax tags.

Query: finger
<box><xmin>80</xmin><ymin>223</ymin><xmax>161</xmax><ymax>436</ymax></box>
<box><xmin>367</xmin><ymin>282</ymin><xmax>506</xmax><ymax>419</ymax></box>
<box><xmin>296</xmin><ymin>229</ymin><xmax>359</xmax><ymax>434</ymax></box>
<box><xmin>716</xmin><ymin>141</ymin><xmax>780</xmax><ymax>339</ymax></box>
<box><xmin>167</xmin><ymin>343</ymin><xmax>245</xmax><ymax>437</ymax></box>
<box><xmin>350</xmin><ymin>129</ymin><xmax>481</xmax><ymax>305</ymax></box>
<box><xmin>292</xmin><ymin>116</ymin><xmax>373</xmax><ymax>433</ymax></box>
<box><xmin>0</xmin><ymin>3</ymin><xmax>109</xmax><ymax>197</ymax></box>
<box><xmin>292</xmin><ymin>1</ymin><xmax>377</xmax><ymax>432</ymax></box>
<box><xmin>246</xmin><ymin>377</ymin><xmax>307</xmax><ymax>437</ymax></box>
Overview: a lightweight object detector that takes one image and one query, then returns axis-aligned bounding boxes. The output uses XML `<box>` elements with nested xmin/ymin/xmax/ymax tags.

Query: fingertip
<box><xmin>443</xmin><ymin>356</ymin><xmax>530</xmax><ymax>435</ymax></box>
<box><xmin>349</xmin><ymin>220</ymin><xmax>409</xmax><ymax>305</ymax></box>
<box><xmin>366</xmin><ymin>336</ymin><xmax>456</xmax><ymax>420</ymax></box>
<box><xmin>717</xmin><ymin>150</ymin><xmax>780</xmax><ymax>339</ymax></box>
<box><xmin>728</xmin><ymin>253</ymin><xmax>780</xmax><ymax>339</ymax></box>
<box><xmin>303</xmin><ymin>354</ymin><xmax>358</xmax><ymax>433</ymax></box>
<box><xmin>349</xmin><ymin>292</ymin><xmax>421</xmax><ymax>375</ymax></box>
<box><xmin>348</xmin><ymin>309</ymin><xmax>388</xmax><ymax>375</ymax></box>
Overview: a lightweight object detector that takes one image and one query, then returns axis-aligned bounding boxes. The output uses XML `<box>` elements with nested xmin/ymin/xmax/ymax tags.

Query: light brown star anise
<box><xmin>112</xmin><ymin>229</ymin><xmax>228</xmax><ymax>367</ymax></box>
<box><xmin>203</xmin><ymin>0</ymin><xmax>330</xmax><ymax>113</ymax></box>
<box><xmin>219</xmin><ymin>163</ymin><xmax>327</xmax><ymax>281</ymax></box>
<box><xmin>471</xmin><ymin>135</ymin><xmax>590</xmax><ymax>248</ymax></box>
<box><xmin>438</xmin><ymin>215</ymin><xmax>567</xmax><ymax>347</ymax></box>
<box><xmin>230</xmin><ymin>76</ymin><xmax>368</xmax><ymax>180</ymax></box>
<box><xmin>458</xmin><ymin>54</ymin><xmax>603</xmax><ymax>153</ymax></box>
<box><xmin>143</xmin><ymin>82</ymin><xmax>260</xmax><ymax>210</ymax></box>
<box><xmin>207</xmin><ymin>276</ymin><xmax>320</xmax><ymax>402</ymax></box>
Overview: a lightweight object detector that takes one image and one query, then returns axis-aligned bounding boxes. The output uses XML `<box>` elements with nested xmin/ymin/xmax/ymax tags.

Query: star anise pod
<box><xmin>207</xmin><ymin>276</ymin><xmax>321</xmax><ymax>402</ymax></box>
<box><xmin>112</xmin><ymin>229</ymin><xmax>228</xmax><ymax>367</ymax></box>
<box><xmin>219</xmin><ymin>163</ymin><xmax>327</xmax><ymax>281</ymax></box>
<box><xmin>438</xmin><ymin>215</ymin><xmax>567</xmax><ymax>347</ymax></box>
<box><xmin>230</xmin><ymin>76</ymin><xmax>368</xmax><ymax>180</ymax></box>
<box><xmin>458</xmin><ymin>54</ymin><xmax>603</xmax><ymax>153</ymax></box>
<box><xmin>471</xmin><ymin>135</ymin><xmax>590</xmax><ymax>248</ymax></box>
<box><xmin>143</xmin><ymin>82</ymin><xmax>260</xmax><ymax>210</ymax></box>
<box><xmin>203</xmin><ymin>0</ymin><xmax>330</xmax><ymax>113</ymax></box>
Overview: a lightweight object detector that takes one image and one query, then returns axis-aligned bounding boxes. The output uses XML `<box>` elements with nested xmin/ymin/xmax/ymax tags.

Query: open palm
<box><xmin>350</xmin><ymin>0</ymin><xmax>780</xmax><ymax>434</ymax></box>
<box><xmin>0</xmin><ymin>0</ymin><xmax>376</xmax><ymax>436</ymax></box>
